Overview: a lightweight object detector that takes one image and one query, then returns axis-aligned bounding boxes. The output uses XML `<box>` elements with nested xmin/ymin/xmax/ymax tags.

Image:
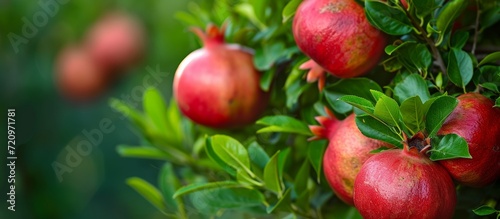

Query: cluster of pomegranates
<box><xmin>313</xmin><ymin>92</ymin><xmax>500</xmax><ymax>218</ymax></box>
<box><xmin>55</xmin><ymin>11</ymin><xmax>145</xmax><ymax>102</ymax></box>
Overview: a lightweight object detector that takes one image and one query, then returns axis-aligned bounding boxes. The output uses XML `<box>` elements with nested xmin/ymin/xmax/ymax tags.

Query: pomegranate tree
<box><xmin>293</xmin><ymin>0</ymin><xmax>386</xmax><ymax>88</ymax></box>
<box><xmin>173</xmin><ymin>24</ymin><xmax>268</xmax><ymax>129</ymax></box>
<box><xmin>311</xmin><ymin>113</ymin><xmax>391</xmax><ymax>205</ymax></box>
<box><xmin>438</xmin><ymin>93</ymin><xmax>500</xmax><ymax>187</ymax></box>
<box><xmin>353</xmin><ymin>134</ymin><xmax>457</xmax><ymax>219</ymax></box>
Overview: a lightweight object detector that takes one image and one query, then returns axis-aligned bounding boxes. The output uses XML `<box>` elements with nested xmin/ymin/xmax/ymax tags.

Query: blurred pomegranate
<box><xmin>173</xmin><ymin>24</ymin><xmax>267</xmax><ymax>129</ymax></box>
<box><xmin>84</xmin><ymin>11</ymin><xmax>145</xmax><ymax>73</ymax></box>
<box><xmin>56</xmin><ymin>45</ymin><xmax>108</xmax><ymax>101</ymax></box>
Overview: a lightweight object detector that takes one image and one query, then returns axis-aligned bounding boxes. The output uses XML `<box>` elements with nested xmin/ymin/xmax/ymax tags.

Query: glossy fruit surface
<box><xmin>173</xmin><ymin>24</ymin><xmax>267</xmax><ymax>129</ymax></box>
<box><xmin>353</xmin><ymin>138</ymin><xmax>456</xmax><ymax>219</ymax></box>
<box><xmin>293</xmin><ymin>0</ymin><xmax>386</xmax><ymax>79</ymax></box>
<box><xmin>438</xmin><ymin>93</ymin><xmax>500</xmax><ymax>187</ymax></box>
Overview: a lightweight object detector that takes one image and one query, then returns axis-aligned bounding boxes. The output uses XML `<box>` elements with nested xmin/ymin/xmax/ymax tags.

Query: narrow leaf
<box><xmin>127</xmin><ymin>177</ymin><xmax>166</xmax><ymax>214</ymax></box>
<box><xmin>479</xmin><ymin>51</ymin><xmax>500</xmax><ymax>66</ymax></box>
<box><xmin>257</xmin><ymin>115</ymin><xmax>312</xmax><ymax>136</ymax></box>
<box><xmin>173</xmin><ymin>181</ymin><xmax>244</xmax><ymax>198</ymax></box>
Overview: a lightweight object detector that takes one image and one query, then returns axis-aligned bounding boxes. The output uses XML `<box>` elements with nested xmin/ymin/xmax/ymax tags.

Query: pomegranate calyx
<box><xmin>404</xmin><ymin>132</ymin><xmax>431</xmax><ymax>154</ymax></box>
<box><xmin>299</xmin><ymin>59</ymin><xmax>327</xmax><ymax>91</ymax></box>
<box><xmin>308</xmin><ymin>108</ymin><xmax>342</xmax><ymax>141</ymax></box>
<box><xmin>190</xmin><ymin>24</ymin><xmax>225</xmax><ymax>47</ymax></box>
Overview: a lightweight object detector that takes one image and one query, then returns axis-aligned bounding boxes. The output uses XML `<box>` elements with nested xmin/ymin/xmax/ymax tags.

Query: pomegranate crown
<box><xmin>190</xmin><ymin>23</ymin><xmax>226</xmax><ymax>47</ymax></box>
<box><xmin>308</xmin><ymin>107</ymin><xmax>342</xmax><ymax>141</ymax></box>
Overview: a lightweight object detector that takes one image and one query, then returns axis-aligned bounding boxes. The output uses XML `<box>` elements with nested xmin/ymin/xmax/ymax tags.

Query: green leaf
<box><xmin>324</xmin><ymin>78</ymin><xmax>382</xmax><ymax>114</ymax></box>
<box><xmin>286</xmin><ymin>80</ymin><xmax>312</xmax><ymax>109</ymax></box>
<box><xmin>294</xmin><ymin>160</ymin><xmax>310</xmax><ymax>195</ymax></box>
<box><xmin>173</xmin><ymin>181</ymin><xmax>244</xmax><ymax>198</ymax></box>
<box><xmin>143</xmin><ymin>88</ymin><xmax>169</xmax><ymax>133</ymax></box>
<box><xmin>257</xmin><ymin>115</ymin><xmax>312</xmax><ymax>136</ymax></box>
<box><xmin>370</xmin><ymin>90</ymin><xmax>386</xmax><ymax>102</ymax></box>
<box><xmin>399</xmin><ymin>96</ymin><xmax>425</xmax><ymax>135</ymax></box>
<box><xmin>267</xmin><ymin>188</ymin><xmax>292</xmax><ymax>213</ymax></box>
<box><xmin>413</xmin><ymin>0</ymin><xmax>436</xmax><ymax>19</ymax></box>
<box><xmin>249</xmin><ymin>0</ymin><xmax>267</xmax><ymax>23</ymax></box>
<box><xmin>364</xmin><ymin>0</ymin><xmax>413</xmax><ymax>35</ymax></box>
<box><xmin>308</xmin><ymin>140</ymin><xmax>327</xmax><ymax>182</ymax></box>
<box><xmin>158</xmin><ymin>163</ymin><xmax>183</xmax><ymax>214</ymax></box>
<box><xmin>481</xmin><ymin>82</ymin><xmax>500</xmax><ymax>93</ymax></box>
<box><xmin>435</xmin><ymin>0</ymin><xmax>468</xmax><ymax>45</ymax></box>
<box><xmin>479</xmin><ymin>51</ymin><xmax>500</xmax><ymax>66</ymax></box>
<box><xmin>109</xmin><ymin>98</ymin><xmax>146</xmax><ymax>130</ymax></box>
<box><xmin>450</xmin><ymin>30</ymin><xmax>469</xmax><ymax>49</ymax></box>
<box><xmin>425</xmin><ymin>96</ymin><xmax>458</xmax><ymax>137</ymax></box>
<box><xmin>473</xmin><ymin>205</ymin><xmax>498</xmax><ymax>216</ymax></box>
<box><xmin>373</xmin><ymin>95</ymin><xmax>402</xmax><ymax>128</ymax></box>
<box><xmin>430</xmin><ymin>134</ymin><xmax>472</xmax><ymax>161</ymax></box>
<box><xmin>277</xmin><ymin>148</ymin><xmax>290</xmax><ymax>179</ymax></box>
<box><xmin>248</xmin><ymin>142</ymin><xmax>270</xmax><ymax>170</ymax></box>
<box><xmin>117</xmin><ymin>145</ymin><xmax>171</xmax><ymax>160</ymax></box>
<box><xmin>394</xmin><ymin>74</ymin><xmax>431</xmax><ymax>103</ymax></box>
<box><xmin>260</xmin><ymin>68</ymin><xmax>275</xmax><ymax>92</ymax></box>
<box><xmin>234</xmin><ymin>3</ymin><xmax>266</xmax><ymax>29</ymax></box>
<box><xmin>339</xmin><ymin>95</ymin><xmax>375</xmax><ymax>115</ymax></box>
<box><xmin>282</xmin><ymin>0</ymin><xmax>302</xmax><ymax>22</ymax></box>
<box><xmin>264</xmin><ymin>151</ymin><xmax>284</xmax><ymax>195</ymax></box>
<box><xmin>189</xmin><ymin>186</ymin><xmax>266</xmax><ymax>213</ymax></box>
<box><xmin>356</xmin><ymin>114</ymin><xmax>403</xmax><ymax>148</ymax></box>
<box><xmin>127</xmin><ymin>177</ymin><xmax>166</xmax><ymax>214</ymax></box>
<box><xmin>236</xmin><ymin>169</ymin><xmax>264</xmax><ymax>187</ymax></box>
<box><xmin>166</xmin><ymin>99</ymin><xmax>184</xmax><ymax>144</ymax></box>
<box><xmin>254</xmin><ymin>42</ymin><xmax>286</xmax><ymax>71</ymax></box>
<box><xmin>206</xmin><ymin>135</ymin><xmax>254</xmax><ymax>177</ymax></box>
<box><xmin>447</xmin><ymin>48</ymin><xmax>473</xmax><ymax>89</ymax></box>
<box><xmin>496</xmin><ymin>97</ymin><xmax>500</xmax><ymax>108</ymax></box>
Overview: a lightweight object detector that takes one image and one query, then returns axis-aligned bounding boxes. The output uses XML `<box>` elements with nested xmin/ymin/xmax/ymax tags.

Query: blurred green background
<box><xmin>0</xmin><ymin>1</ymin><xmax>205</xmax><ymax>218</ymax></box>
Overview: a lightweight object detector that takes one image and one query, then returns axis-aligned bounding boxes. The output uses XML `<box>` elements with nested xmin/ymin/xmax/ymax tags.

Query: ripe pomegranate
<box><xmin>56</xmin><ymin>45</ymin><xmax>108</xmax><ymax>101</ymax></box>
<box><xmin>310</xmin><ymin>112</ymin><xmax>392</xmax><ymax>205</ymax></box>
<box><xmin>84</xmin><ymin>11</ymin><xmax>145</xmax><ymax>73</ymax></box>
<box><xmin>293</xmin><ymin>0</ymin><xmax>386</xmax><ymax>88</ymax></box>
<box><xmin>173</xmin><ymin>24</ymin><xmax>268</xmax><ymax>129</ymax></box>
<box><xmin>353</xmin><ymin>133</ymin><xmax>456</xmax><ymax>219</ymax></box>
<box><xmin>437</xmin><ymin>93</ymin><xmax>500</xmax><ymax>187</ymax></box>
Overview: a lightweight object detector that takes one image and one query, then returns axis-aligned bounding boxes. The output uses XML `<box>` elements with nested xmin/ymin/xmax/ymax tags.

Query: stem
<box><xmin>471</xmin><ymin>3</ymin><xmax>481</xmax><ymax>55</ymax></box>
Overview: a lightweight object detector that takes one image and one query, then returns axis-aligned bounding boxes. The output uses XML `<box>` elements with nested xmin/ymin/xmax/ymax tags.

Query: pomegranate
<box><xmin>353</xmin><ymin>133</ymin><xmax>456</xmax><ymax>219</ymax></box>
<box><xmin>310</xmin><ymin>112</ymin><xmax>392</xmax><ymax>205</ymax></box>
<box><xmin>293</xmin><ymin>0</ymin><xmax>386</xmax><ymax>88</ymax></box>
<box><xmin>56</xmin><ymin>45</ymin><xmax>108</xmax><ymax>101</ymax></box>
<box><xmin>173</xmin><ymin>24</ymin><xmax>268</xmax><ymax>129</ymax></box>
<box><xmin>437</xmin><ymin>93</ymin><xmax>500</xmax><ymax>187</ymax></box>
<box><xmin>84</xmin><ymin>11</ymin><xmax>145</xmax><ymax>73</ymax></box>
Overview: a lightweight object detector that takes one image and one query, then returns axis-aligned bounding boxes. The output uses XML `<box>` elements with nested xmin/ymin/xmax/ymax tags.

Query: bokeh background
<box><xmin>0</xmin><ymin>1</ymin><xmax>206</xmax><ymax>218</ymax></box>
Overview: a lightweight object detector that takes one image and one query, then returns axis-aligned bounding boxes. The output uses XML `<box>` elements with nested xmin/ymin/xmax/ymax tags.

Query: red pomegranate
<box><xmin>437</xmin><ymin>93</ymin><xmax>500</xmax><ymax>187</ymax></box>
<box><xmin>56</xmin><ymin>45</ymin><xmax>108</xmax><ymax>101</ymax></box>
<box><xmin>84</xmin><ymin>11</ymin><xmax>145</xmax><ymax>73</ymax></box>
<box><xmin>353</xmin><ymin>134</ymin><xmax>456</xmax><ymax>219</ymax></box>
<box><xmin>173</xmin><ymin>24</ymin><xmax>268</xmax><ymax>129</ymax></box>
<box><xmin>310</xmin><ymin>112</ymin><xmax>392</xmax><ymax>205</ymax></box>
<box><xmin>293</xmin><ymin>0</ymin><xmax>386</xmax><ymax>88</ymax></box>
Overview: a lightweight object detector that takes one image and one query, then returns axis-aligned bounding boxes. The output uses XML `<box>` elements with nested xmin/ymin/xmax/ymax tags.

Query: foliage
<box><xmin>113</xmin><ymin>0</ymin><xmax>500</xmax><ymax>218</ymax></box>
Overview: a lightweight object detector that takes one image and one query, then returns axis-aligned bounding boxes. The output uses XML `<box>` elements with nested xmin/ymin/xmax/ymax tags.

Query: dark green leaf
<box><xmin>394</xmin><ymin>74</ymin><xmax>431</xmax><ymax>103</ymax></box>
<box><xmin>473</xmin><ymin>205</ymin><xmax>497</xmax><ymax>216</ymax></box>
<box><xmin>430</xmin><ymin>134</ymin><xmax>471</xmax><ymax>161</ymax></box>
<box><xmin>266</xmin><ymin>188</ymin><xmax>292</xmax><ymax>213</ymax></box>
<box><xmin>356</xmin><ymin>114</ymin><xmax>403</xmax><ymax>148</ymax></box>
<box><xmin>479</xmin><ymin>51</ymin><xmax>500</xmax><ymax>66</ymax></box>
<box><xmin>400</xmin><ymin>96</ymin><xmax>425</xmax><ymax>135</ymax></box>
<box><xmin>234</xmin><ymin>3</ymin><xmax>266</xmax><ymax>29</ymax></box>
<box><xmin>254</xmin><ymin>42</ymin><xmax>286</xmax><ymax>70</ymax></box>
<box><xmin>364</xmin><ymin>0</ymin><xmax>413</xmax><ymax>35</ymax></box>
<box><xmin>257</xmin><ymin>115</ymin><xmax>312</xmax><ymax>136</ymax></box>
<box><xmin>425</xmin><ymin>96</ymin><xmax>458</xmax><ymax>137</ymax></box>
<box><xmin>324</xmin><ymin>78</ymin><xmax>382</xmax><ymax>114</ymax></box>
<box><xmin>260</xmin><ymin>68</ymin><xmax>275</xmax><ymax>92</ymax></box>
<box><xmin>448</xmin><ymin>48</ymin><xmax>473</xmax><ymax>89</ymax></box>
<box><xmin>450</xmin><ymin>31</ymin><xmax>469</xmax><ymax>49</ymax></box>
<box><xmin>413</xmin><ymin>0</ymin><xmax>436</xmax><ymax>19</ymax></box>
<box><xmin>127</xmin><ymin>177</ymin><xmax>166</xmax><ymax>214</ymax></box>
<box><xmin>481</xmin><ymin>82</ymin><xmax>500</xmax><ymax>93</ymax></box>
<box><xmin>282</xmin><ymin>0</ymin><xmax>302</xmax><ymax>22</ymax></box>
<box><xmin>189</xmin><ymin>186</ymin><xmax>266</xmax><ymax>213</ymax></box>
<box><xmin>294</xmin><ymin>160</ymin><xmax>310</xmax><ymax>194</ymax></box>
<box><xmin>248</xmin><ymin>142</ymin><xmax>270</xmax><ymax>169</ymax></box>
<box><xmin>173</xmin><ymin>181</ymin><xmax>244</xmax><ymax>198</ymax></box>
<box><xmin>264</xmin><ymin>151</ymin><xmax>284</xmax><ymax>195</ymax></box>
<box><xmin>277</xmin><ymin>148</ymin><xmax>290</xmax><ymax>179</ymax></box>
<box><xmin>395</xmin><ymin>43</ymin><xmax>432</xmax><ymax>74</ymax></box>
<box><xmin>143</xmin><ymin>88</ymin><xmax>169</xmax><ymax>133</ymax></box>
<box><xmin>158</xmin><ymin>163</ymin><xmax>183</xmax><ymax>213</ymax></box>
<box><xmin>308</xmin><ymin>140</ymin><xmax>327</xmax><ymax>182</ymax></box>
<box><xmin>436</xmin><ymin>0</ymin><xmax>468</xmax><ymax>45</ymax></box>
<box><xmin>286</xmin><ymin>80</ymin><xmax>312</xmax><ymax>109</ymax></box>
<box><xmin>496</xmin><ymin>97</ymin><xmax>500</xmax><ymax>108</ymax></box>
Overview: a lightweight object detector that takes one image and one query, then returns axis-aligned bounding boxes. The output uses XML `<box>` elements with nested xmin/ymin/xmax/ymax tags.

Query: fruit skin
<box><xmin>56</xmin><ymin>45</ymin><xmax>108</xmax><ymax>101</ymax></box>
<box><xmin>318</xmin><ymin>114</ymin><xmax>392</xmax><ymax>205</ymax></box>
<box><xmin>437</xmin><ymin>93</ymin><xmax>500</xmax><ymax>187</ymax></box>
<box><xmin>353</xmin><ymin>140</ymin><xmax>456</xmax><ymax>219</ymax></box>
<box><xmin>173</xmin><ymin>25</ymin><xmax>267</xmax><ymax>129</ymax></box>
<box><xmin>84</xmin><ymin>11</ymin><xmax>145</xmax><ymax>73</ymax></box>
<box><xmin>292</xmin><ymin>0</ymin><xmax>386</xmax><ymax>78</ymax></box>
